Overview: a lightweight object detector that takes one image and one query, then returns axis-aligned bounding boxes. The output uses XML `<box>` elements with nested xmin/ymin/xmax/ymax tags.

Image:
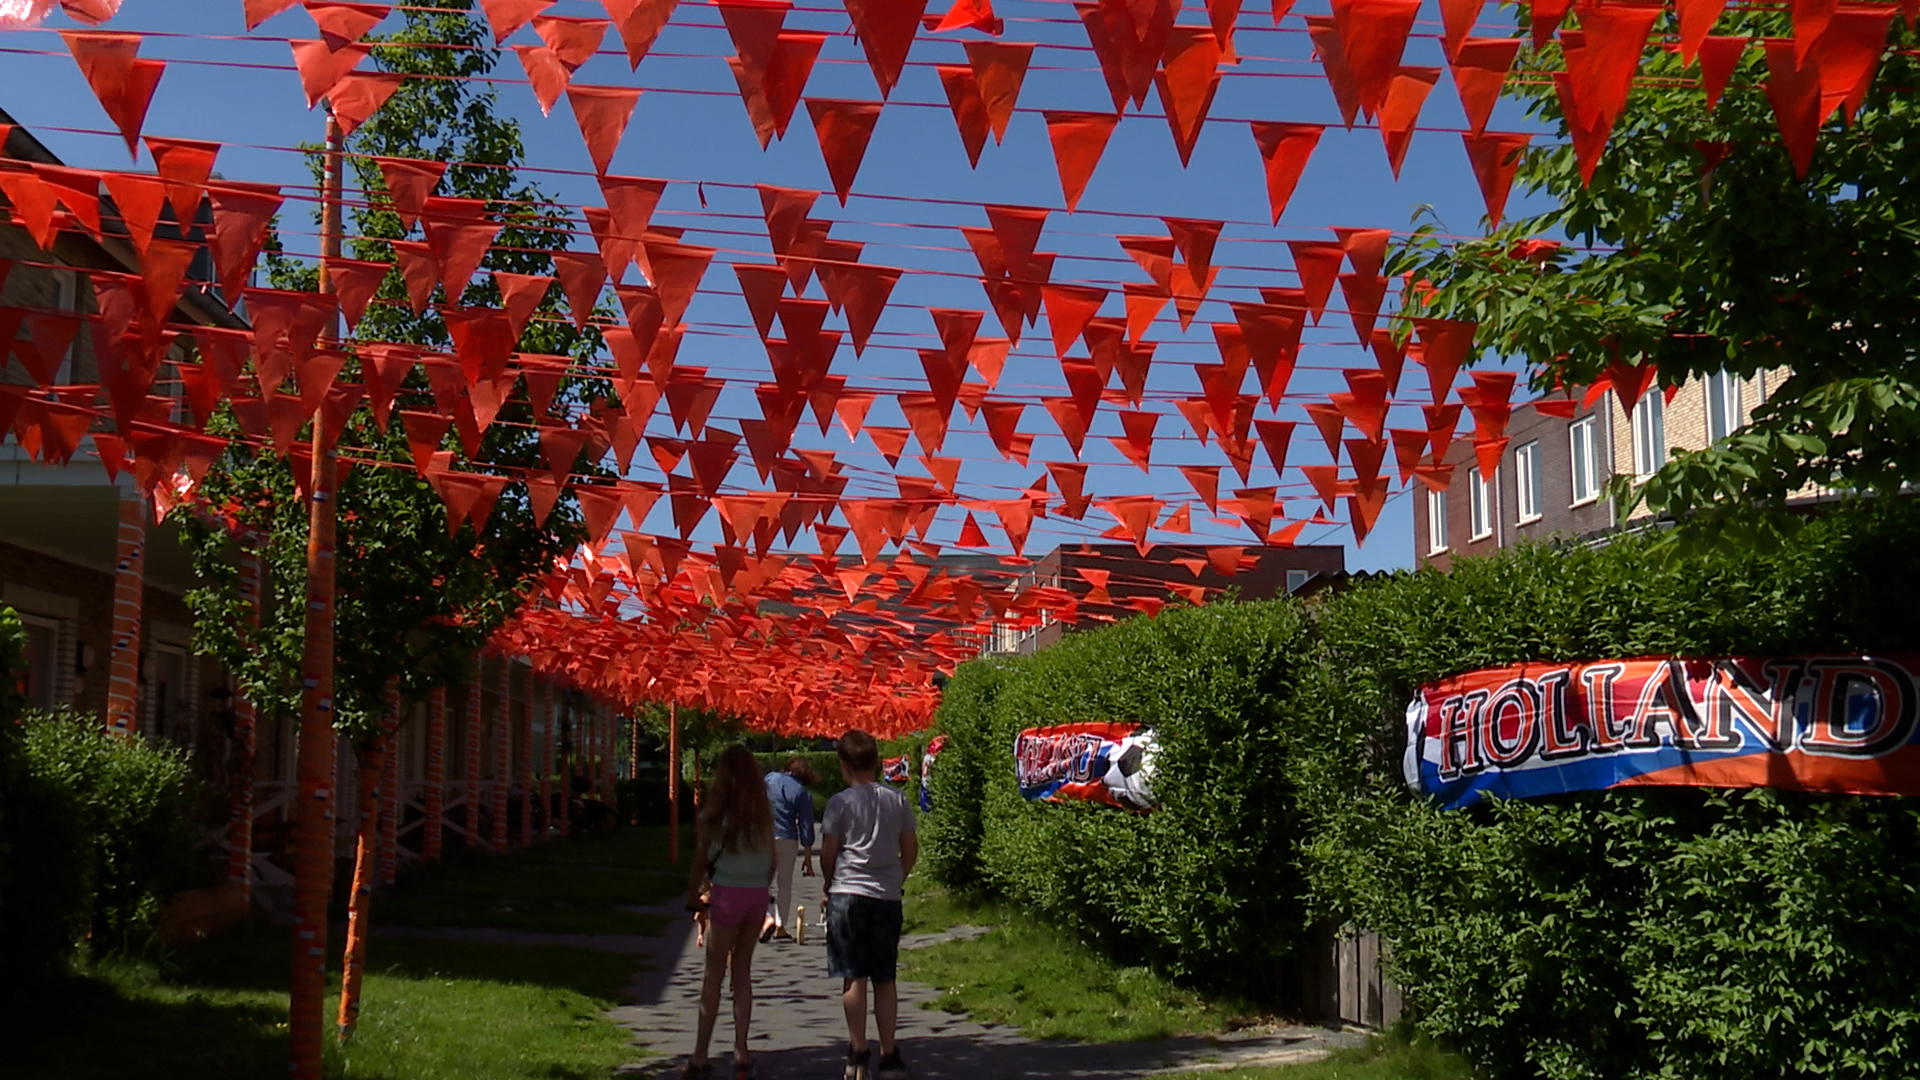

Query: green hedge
<box><xmin>928</xmin><ymin>501</ymin><xmax>1920</xmax><ymax>1078</ymax></box>
<box><xmin>933</xmin><ymin>601</ymin><xmax>1313</xmax><ymax>997</ymax></box>
<box><xmin>1287</xmin><ymin>506</ymin><xmax>1920</xmax><ymax>1080</ymax></box>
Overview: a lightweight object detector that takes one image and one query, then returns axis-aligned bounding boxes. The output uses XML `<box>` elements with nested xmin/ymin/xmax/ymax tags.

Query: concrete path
<box><xmin>606</xmin><ymin>857</ymin><xmax>1362</xmax><ymax>1079</ymax></box>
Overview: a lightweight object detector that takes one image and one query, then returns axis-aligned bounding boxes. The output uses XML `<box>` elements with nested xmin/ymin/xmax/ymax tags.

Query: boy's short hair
<box><xmin>785</xmin><ymin>756</ymin><xmax>818</xmax><ymax>786</ymax></box>
<box><xmin>837</xmin><ymin>729</ymin><xmax>880</xmax><ymax>773</ymax></box>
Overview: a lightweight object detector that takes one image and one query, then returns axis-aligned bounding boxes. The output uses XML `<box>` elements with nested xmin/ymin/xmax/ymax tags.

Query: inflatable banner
<box><xmin>919</xmin><ymin>735</ymin><xmax>947</xmax><ymax>811</ymax></box>
<box><xmin>1014</xmin><ymin>722</ymin><xmax>1158</xmax><ymax>811</ymax></box>
<box><xmin>1404</xmin><ymin>654</ymin><xmax>1920</xmax><ymax>810</ymax></box>
<box><xmin>882</xmin><ymin>754</ymin><xmax>910</xmax><ymax>784</ymax></box>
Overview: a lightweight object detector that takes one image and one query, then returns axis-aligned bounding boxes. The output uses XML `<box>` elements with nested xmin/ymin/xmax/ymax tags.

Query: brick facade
<box><xmin>1413</xmin><ymin>374</ymin><xmax>1769</xmax><ymax>569</ymax></box>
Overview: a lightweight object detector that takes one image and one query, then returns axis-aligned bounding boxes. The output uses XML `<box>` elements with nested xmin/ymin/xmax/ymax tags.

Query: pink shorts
<box><xmin>708</xmin><ymin>885</ymin><xmax>769</xmax><ymax>931</ymax></box>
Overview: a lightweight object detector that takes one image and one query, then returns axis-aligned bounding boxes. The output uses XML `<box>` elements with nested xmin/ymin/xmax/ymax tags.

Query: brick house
<box><xmin>979</xmin><ymin>541</ymin><xmax>1346</xmax><ymax>655</ymax></box>
<box><xmin>2</xmin><ymin>110</ymin><xmax>620</xmax><ymax>905</ymax></box>
<box><xmin>1412</xmin><ymin>369</ymin><xmax>1780</xmax><ymax>568</ymax></box>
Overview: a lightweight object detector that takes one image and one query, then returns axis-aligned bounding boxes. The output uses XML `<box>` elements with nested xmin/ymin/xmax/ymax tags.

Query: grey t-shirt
<box><xmin>823</xmin><ymin>781</ymin><xmax>917</xmax><ymax>901</ymax></box>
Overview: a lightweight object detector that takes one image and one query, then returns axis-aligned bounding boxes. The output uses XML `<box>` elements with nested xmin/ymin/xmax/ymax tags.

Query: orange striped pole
<box><xmin>422</xmin><ymin>685</ymin><xmax>445</xmax><ymax>861</ymax></box>
<box><xmin>228</xmin><ymin>543</ymin><xmax>262</xmax><ymax>905</ymax></box>
<box><xmin>337</xmin><ymin>682</ymin><xmax>395</xmax><ymax>1038</ymax></box>
<box><xmin>290</xmin><ymin>112</ymin><xmax>344</xmax><ymax>1080</ymax></box>
<box><xmin>102</xmin><ymin>485</ymin><xmax>146</xmax><ymax>737</ymax></box>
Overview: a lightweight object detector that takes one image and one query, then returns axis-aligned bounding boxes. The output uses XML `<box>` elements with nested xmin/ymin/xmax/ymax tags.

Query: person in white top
<box><xmin>820</xmin><ymin>729</ymin><xmax>918</xmax><ymax>1080</ymax></box>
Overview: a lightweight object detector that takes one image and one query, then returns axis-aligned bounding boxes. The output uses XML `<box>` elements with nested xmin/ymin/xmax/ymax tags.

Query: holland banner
<box><xmin>1014</xmin><ymin>722</ymin><xmax>1158</xmax><ymax>811</ymax></box>
<box><xmin>1404</xmin><ymin>654</ymin><xmax>1920</xmax><ymax>810</ymax></box>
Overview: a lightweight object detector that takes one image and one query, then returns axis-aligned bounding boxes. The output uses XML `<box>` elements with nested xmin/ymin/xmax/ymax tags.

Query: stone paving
<box><xmin>602</xmin><ymin>857</ymin><xmax>1365</xmax><ymax>1079</ymax></box>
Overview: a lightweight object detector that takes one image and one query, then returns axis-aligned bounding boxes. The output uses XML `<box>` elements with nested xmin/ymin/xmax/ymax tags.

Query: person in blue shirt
<box><xmin>761</xmin><ymin>757</ymin><xmax>817</xmax><ymax>943</ymax></box>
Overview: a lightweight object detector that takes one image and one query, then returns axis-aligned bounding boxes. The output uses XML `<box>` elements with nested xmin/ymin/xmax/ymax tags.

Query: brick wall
<box><xmin>1416</xmin><ymin>372</ymin><xmax>1773</xmax><ymax>569</ymax></box>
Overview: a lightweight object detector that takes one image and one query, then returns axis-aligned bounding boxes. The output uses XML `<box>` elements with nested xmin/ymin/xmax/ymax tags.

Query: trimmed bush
<box><xmin>922</xmin><ymin>657</ymin><xmax>1012</xmax><ymax>888</ymax></box>
<box><xmin>18</xmin><ymin>711</ymin><xmax>198</xmax><ymax>950</ymax></box>
<box><xmin>1288</xmin><ymin>502</ymin><xmax>1920</xmax><ymax>1079</ymax></box>
<box><xmin>934</xmin><ymin>601</ymin><xmax>1314</xmax><ymax>996</ymax></box>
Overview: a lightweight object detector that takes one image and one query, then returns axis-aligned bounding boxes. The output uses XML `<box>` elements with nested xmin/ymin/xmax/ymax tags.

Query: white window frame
<box><xmin>1285</xmin><ymin>568</ymin><xmax>1313</xmax><ymax>594</ymax></box>
<box><xmin>1514</xmin><ymin>441</ymin><xmax>1542</xmax><ymax>523</ymax></box>
<box><xmin>1632</xmin><ymin>393</ymin><xmax>1666</xmax><ymax>479</ymax></box>
<box><xmin>1705</xmin><ymin>369</ymin><xmax>1744</xmax><ymax>443</ymax></box>
<box><xmin>1568</xmin><ymin>416</ymin><xmax>1600</xmax><ymax>506</ymax></box>
<box><xmin>1470</xmin><ymin>469</ymin><xmax>1494</xmax><ymax>541</ymax></box>
<box><xmin>1426</xmin><ymin>488</ymin><xmax>1448</xmax><ymax>553</ymax></box>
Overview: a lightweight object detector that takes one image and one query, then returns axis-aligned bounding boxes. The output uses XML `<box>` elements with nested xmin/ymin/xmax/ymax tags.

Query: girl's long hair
<box><xmin>701</xmin><ymin>744</ymin><xmax>773</xmax><ymax>854</ymax></box>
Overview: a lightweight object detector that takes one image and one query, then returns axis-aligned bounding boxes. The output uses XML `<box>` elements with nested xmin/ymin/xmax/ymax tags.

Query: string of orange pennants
<box><xmin>0</xmin><ymin>0</ymin><xmax>1905</xmax><ymax>734</ymax></box>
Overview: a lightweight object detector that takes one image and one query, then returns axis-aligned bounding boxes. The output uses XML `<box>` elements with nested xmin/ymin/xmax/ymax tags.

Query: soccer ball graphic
<box><xmin>1101</xmin><ymin>729</ymin><xmax>1159</xmax><ymax>811</ymax></box>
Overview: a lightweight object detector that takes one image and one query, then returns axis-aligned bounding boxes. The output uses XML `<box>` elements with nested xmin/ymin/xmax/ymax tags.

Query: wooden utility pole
<box><xmin>290</xmin><ymin>112</ymin><xmax>344</xmax><ymax>1080</ymax></box>
<box><xmin>667</xmin><ymin>702</ymin><xmax>679</xmax><ymax>865</ymax></box>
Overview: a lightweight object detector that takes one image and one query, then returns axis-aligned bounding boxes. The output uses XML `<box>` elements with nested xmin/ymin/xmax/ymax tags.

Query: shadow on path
<box><xmin>607</xmin><ymin>864</ymin><xmax>1362</xmax><ymax>1079</ymax></box>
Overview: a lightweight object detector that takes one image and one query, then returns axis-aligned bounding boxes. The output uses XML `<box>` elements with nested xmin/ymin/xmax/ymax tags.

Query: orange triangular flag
<box><xmin>1043</xmin><ymin>111</ymin><xmax>1117</xmax><ymax>212</ymax></box>
<box><xmin>966</xmin><ymin>40</ymin><xmax>1031</xmax><ymax>144</ymax></box>
<box><xmin>1249</xmin><ymin>122</ymin><xmax>1322</xmax><ymax>223</ymax></box>
<box><xmin>374</xmin><ymin>156</ymin><xmax>446</xmax><ymax>233</ymax></box>
<box><xmin>567</xmin><ymin>84</ymin><xmax>643</xmax><ymax>174</ymax></box>
<box><xmin>1155</xmin><ymin>28</ymin><xmax>1221</xmax><ymax>167</ymax></box>
<box><xmin>843</xmin><ymin>0</ymin><xmax>928</xmax><ymax>99</ymax></box>
<box><xmin>477</xmin><ymin>0</ymin><xmax>554</xmax><ymax>44</ymax></box>
<box><xmin>805</xmin><ymin>98</ymin><xmax>884</xmax><ymax>205</ymax></box>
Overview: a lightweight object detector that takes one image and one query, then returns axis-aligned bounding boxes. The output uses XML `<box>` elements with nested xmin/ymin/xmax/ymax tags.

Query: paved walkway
<box><xmin>605</xmin><ymin>857</ymin><xmax>1362</xmax><ymax>1079</ymax></box>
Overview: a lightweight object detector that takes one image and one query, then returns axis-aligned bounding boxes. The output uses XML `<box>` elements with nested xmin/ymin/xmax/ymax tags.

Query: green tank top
<box><xmin>708</xmin><ymin>824</ymin><xmax>772</xmax><ymax>889</ymax></box>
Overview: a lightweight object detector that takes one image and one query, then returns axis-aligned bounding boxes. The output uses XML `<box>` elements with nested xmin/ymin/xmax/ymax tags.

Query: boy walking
<box><xmin>820</xmin><ymin>730</ymin><xmax>918</xmax><ymax>1080</ymax></box>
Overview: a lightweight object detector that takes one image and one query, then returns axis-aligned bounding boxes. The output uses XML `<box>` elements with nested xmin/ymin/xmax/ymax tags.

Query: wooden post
<box><xmin>377</xmin><ymin>686</ymin><xmax>399</xmax><ymax>887</ymax></box>
<box><xmin>463</xmin><ymin>660</ymin><xmax>482</xmax><ymax>847</ymax></box>
<box><xmin>290</xmin><ymin>111</ymin><xmax>345</xmax><ymax>1080</ymax></box>
<box><xmin>518</xmin><ymin>675</ymin><xmax>534</xmax><ymax>848</ymax></box>
<box><xmin>228</xmin><ymin>543</ymin><xmax>262</xmax><ymax>906</ymax></box>
<box><xmin>491</xmin><ymin>658</ymin><xmax>510</xmax><ymax>854</ymax></box>
<box><xmin>422</xmin><ymin>685</ymin><xmax>445</xmax><ymax>860</ymax></box>
<box><xmin>667</xmin><ymin>702</ymin><xmax>679</xmax><ymax>865</ymax></box>
<box><xmin>102</xmin><ymin>484</ymin><xmax>146</xmax><ymax>737</ymax></box>
<box><xmin>539</xmin><ymin>677</ymin><xmax>554</xmax><ymax>841</ymax></box>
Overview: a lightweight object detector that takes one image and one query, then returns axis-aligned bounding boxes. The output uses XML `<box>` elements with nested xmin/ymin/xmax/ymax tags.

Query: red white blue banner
<box><xmin>1014</xmin><ymin>722</ymin><xmax>1158</xmax><ymax>810</ymax></box>
<box><xmin>1404</xmin><ymin>655</ymin><xmax>1920</xmax><ymax>810</ymax></box>
<box><xmin>882</xmin><ymin>755</ymin><xmax>911</xmax><ymax>784</ymax></box>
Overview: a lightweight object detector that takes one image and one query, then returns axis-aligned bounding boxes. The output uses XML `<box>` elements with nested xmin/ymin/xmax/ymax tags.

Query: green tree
<box><xmin>1394</xmin><ymin>8</ymin><xmax>1920</xmax><ymax>548</ymax></box>
<box><xmin>181</xmin><ymin>0</ymin><xmax>606</xmax><ymax>738</ymax></box>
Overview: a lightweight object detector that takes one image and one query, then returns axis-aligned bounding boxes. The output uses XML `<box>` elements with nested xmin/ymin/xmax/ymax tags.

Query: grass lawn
<box><xmin>898</xmin><ymin>880</ymin><xmax>1253</xmax><ymax>1042</ymax></box>
<box><xmin>8</xmin><ymin>826</ymin><xmax>690</xmax><ymax>1080</ymax></box>
<box><xmin>379</xmin><ymin>828</ymin><xmax>685</xmax><ymax>936</ymax></box>
<box><xmin>1156</xmin><ymin>1032</ymin><xmax>1476</xmax><ymax>1080</ymax></box>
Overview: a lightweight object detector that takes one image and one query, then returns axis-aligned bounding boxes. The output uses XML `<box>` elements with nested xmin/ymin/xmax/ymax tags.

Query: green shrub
<box><xmin>922</xmin><ymin>658</ymin><xmax>1014</xmax><ymax>888</ymax></box>
<box><xmin>1290</xmin><ymin>502</ymin><xmax>1920</xmax><ymax>1079</ymax></box>
<box><xmin>943</xmin><ymin>602</ymin><xmax>1315</xmax><ymax>997</ymax></box>
<box><xmin>0</xmin><ymin>606</ymin><xmax>92</xmax><ymax>983</ymax></box>
<box><xmin>18</xmin><ymin>711</ymin><xmax>198</xmax><ymax>951</ymax></box>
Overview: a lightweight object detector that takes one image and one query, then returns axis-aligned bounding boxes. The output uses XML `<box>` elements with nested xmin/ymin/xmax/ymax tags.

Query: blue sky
<box><xmin>0</xmin><ymin>0</ymin><xmax>1554</xmax><ymax>575</ymax></box>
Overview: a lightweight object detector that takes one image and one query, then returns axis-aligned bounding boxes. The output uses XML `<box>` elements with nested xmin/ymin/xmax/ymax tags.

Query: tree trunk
<box><xmin>336</xmin><ymin>738</ymin><xmax>384</xmax><ymax>1039</ymax></box>
<box><xmin>290</xmin><ymin>113</ymin><xmax>345</xmax><ymax>1080</ymax></box>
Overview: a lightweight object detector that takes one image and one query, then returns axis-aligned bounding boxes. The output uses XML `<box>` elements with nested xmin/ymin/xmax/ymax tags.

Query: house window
<box><xmin>1569</xmin><ymin>416</ymin><xmax>1600</xmax><ymax>505</ymax></box>
<box><xmin>1426</xmin><ymin>488</ymin><xmax>1448</xmax><ymax>553</ymax></box>
<box><xmin>1470</xmin><ymin>469</ymin><xmax>1494</xmax><ymax>541</ymax></box>
<box><xmin>1515</xmin><ymin>441</ymin><xmax>1542</xmax><ymax>523</ymax></box>
<box><xmin>20</xmin><ymin>614</ymin><xmax>59</xmax><ymax>712</ymax></box>
<box><xmin>1706</xmin><ymin>369</ymin><xmax>1744</xmax><ymax>443</ymax></box>
<box><xmin>1632</xmin><ymin>393</ymin><xmax>1666</xmax><ymax>478</ymax></box>
<box><xmin>1285</xmin><ymin>568</ymin><xmax>1313</xmax><ymax>594</ymax></box>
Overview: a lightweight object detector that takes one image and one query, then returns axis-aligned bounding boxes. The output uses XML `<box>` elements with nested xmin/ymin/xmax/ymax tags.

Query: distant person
<box><xmin>681</xmin><ymin>745</ymin><xmax>775</xmax><ymax>1079</ymax></box>
<box><xmin>821</xmin><ymin>730</ymin><xmax>918</xmax><ymax>1080</ymax></box>
<box><xmin>762</xmin><ymin>756</ymin><xmax>818</xmax><ymax>943</ymax></box>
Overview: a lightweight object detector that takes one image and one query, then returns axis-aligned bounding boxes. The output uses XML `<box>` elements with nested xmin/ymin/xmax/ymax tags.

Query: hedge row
<box><xmin>929</xmin><ymin>600</ymin><xmax>1312</xmax><ymax>997</ymax></box>
<box><xmin>926</xmin><ymin>501</ymin><xmax>1920</xmax><ymax>1079</ymax></box>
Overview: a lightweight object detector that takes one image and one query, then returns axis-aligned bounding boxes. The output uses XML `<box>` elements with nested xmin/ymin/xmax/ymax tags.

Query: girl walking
<box><xmin>682</xmin><ymin>745</ymin><xmax>776</xmax><ymax>1079</ymax></box>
